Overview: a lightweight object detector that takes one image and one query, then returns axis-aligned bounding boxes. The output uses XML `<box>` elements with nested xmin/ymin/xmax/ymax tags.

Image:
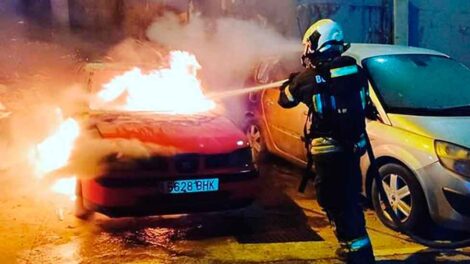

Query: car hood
<box><xmin>91</xmin><ymin>112</ymin><xmax>247</xmax><ymax>154</ymax></box>
<box><xmin>389</xmin><ymin>114</ymin><xmax>470</xmax><ymax>147</ymax></box>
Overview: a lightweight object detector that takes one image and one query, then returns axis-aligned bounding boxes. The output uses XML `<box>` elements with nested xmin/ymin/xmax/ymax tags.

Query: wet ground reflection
<box><xmin>40</xmin><ymin>159</ymin><xmax>323</xmax><ymax>263</ymax></box>
<box><xmin>92</xmin><ymin>158</ymin><xmax>323</xmax><ymax>247</ymax></box>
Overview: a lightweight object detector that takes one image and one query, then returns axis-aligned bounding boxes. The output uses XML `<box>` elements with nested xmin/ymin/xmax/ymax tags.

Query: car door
<box><xmin>257</xmin><ymin>59</ymin><xmax>308</xmax><ymax>163</ymax></box>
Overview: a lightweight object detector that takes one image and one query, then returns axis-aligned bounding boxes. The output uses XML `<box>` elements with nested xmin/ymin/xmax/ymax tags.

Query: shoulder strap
<box><xmin>299</xmin><ymin>107</ymin><xmax>315</xmax><ymax>193</ymax></box>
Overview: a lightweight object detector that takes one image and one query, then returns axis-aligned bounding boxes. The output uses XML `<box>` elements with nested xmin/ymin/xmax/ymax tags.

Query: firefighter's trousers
<box><xmin>313</xmin><ymin>150</ymin><xmax>375</xmax><ymax>263</ymax></box>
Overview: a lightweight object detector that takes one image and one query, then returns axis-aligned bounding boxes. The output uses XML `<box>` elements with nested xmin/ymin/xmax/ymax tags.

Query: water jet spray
<box><xmin>208</xmin><ymin>79</ymin><xmax>287</xmax><ymax>100</ymax></box>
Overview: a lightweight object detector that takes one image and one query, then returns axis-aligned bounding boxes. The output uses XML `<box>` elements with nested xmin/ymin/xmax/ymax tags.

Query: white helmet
<box><xmin>301</xmin><ymin>19</ymin><xmax>348</xmax><ymax>66</ymax></box>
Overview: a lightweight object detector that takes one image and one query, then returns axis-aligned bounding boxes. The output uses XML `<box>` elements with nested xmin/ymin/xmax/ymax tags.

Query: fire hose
<box><xmin>210</xmin><ymin>80</ymin><xmax>470</xmax><ymax>249</ymax></box>
<box><xmin>208</xmin><ymin>80</ymin><xmax>288</xmax><ymax>100</ymax></box>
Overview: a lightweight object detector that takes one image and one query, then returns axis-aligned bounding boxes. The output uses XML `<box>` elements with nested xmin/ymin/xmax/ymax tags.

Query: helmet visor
<box><xmin>308</xmin><ymin>31</ymin><xmax>321</xmax><ymax>52</ymax></box>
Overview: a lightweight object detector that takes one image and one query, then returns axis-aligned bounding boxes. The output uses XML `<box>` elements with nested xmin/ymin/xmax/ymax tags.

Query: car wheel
<box><xmin>74</xmin><ymin>180</ymin><xmax>93</xmax><ymax>220</ymax></box>
<box><xmin>245</xmin><ymin>120</ymin><xmax>267</xmax><ymax>164</ymax></box>
<box><xmin>371</xmin><ymin>163</ymin><xmax>430</xmax><ymax>233</ymax></box>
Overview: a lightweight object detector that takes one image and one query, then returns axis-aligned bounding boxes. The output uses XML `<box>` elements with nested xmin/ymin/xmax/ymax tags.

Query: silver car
<box><xmin>247</xmin><ymin>44</ymin><xmax>470</xmax><ymax>233</ymax></box>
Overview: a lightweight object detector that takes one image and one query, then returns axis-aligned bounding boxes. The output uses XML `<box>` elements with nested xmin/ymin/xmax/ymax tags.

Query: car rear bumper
<box><xmin>80</xmin><ymin>170</ymin><xmax>259</xmax><ymax>217</ymax></box>
<box><xmin>418</xmin><ymin>162</ymin><xmax>470</xmax><ymax>231</ymax></box>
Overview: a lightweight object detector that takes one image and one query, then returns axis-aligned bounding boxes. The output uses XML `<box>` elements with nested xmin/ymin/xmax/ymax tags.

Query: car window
<box><xmin>254</xmin><ymin>53</ymin><xmax>304</xmax><ymax>84</ymax></box>
<box><xmin>255</xmin><ymin>59</ymin><xmax>277</xmax><ymax>84</ymax></box>
<box><xmin>364</xmin><ymin>54</ymin><xmax>470</xmax><ymax>115</ymax></box>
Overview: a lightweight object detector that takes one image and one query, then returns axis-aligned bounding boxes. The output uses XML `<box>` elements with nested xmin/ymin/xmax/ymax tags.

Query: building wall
<box><xmin>17</xmin><ymin>0</ymin><xmax>53</xmax><ymax>26</ymax></box>
<box><xmin>296</xmin><ymin>0</ymin><xmax>394</xmax><ymax>44</ymax></box>
<box><xmin>50</xmin><ymin>0</ymin><xmax>69</xmax><ymax>26</ymax></box>
<box><xmin>39</xmin><ymin>0</ymin><xmax>470</xmax><ymax>65</ymax></box>
<box><xmin>64</xmin><ymin>0</ymin><xmax>188</xmax><ymax>38</ymax></box>
<box><xmin>297</xmin><ymin>0</ymin><xmax>470</xmax><ymax>65</ymax></box>
<box><xmin>409</xmin><ymin>0</ymin><xmax>470</xmax><ymax>64</ymax></box>
<box><xmin>67</xmin><ymin>0</ymin><xmax>122</xmax><ymax>31</ymax></box>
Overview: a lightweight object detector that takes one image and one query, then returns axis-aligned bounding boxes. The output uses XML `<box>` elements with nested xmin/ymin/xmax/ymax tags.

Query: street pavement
<box><xmin>1</xmin><ymin>157</ymin><xmax>470</xmax><ymax>263</ymax></box>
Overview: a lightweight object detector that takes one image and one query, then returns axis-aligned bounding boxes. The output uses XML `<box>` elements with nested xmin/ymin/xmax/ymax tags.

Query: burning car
<box><xmin>73</xmin><ymin>51</ymin><xmax>259</xmax><ymax>218</ymax></box>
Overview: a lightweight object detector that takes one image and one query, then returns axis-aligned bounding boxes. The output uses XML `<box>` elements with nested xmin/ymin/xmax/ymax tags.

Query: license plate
<box><xmin>161</xmin><ymin>178</ymin><xmax>219</xmax><ymax>194</ymax></box>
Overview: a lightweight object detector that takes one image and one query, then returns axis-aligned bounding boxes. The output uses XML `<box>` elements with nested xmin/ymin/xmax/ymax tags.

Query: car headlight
<box><xmin>435</xmin><ymin>140</ymin><xmax>470</xmax><ymax>177</ymax></box>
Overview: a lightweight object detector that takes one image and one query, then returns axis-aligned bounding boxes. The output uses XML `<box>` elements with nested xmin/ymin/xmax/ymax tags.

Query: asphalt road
<box><xmin>1</xmin><ymin>157</ymin><xmax>470</xmax><ymax>264</ymax></box>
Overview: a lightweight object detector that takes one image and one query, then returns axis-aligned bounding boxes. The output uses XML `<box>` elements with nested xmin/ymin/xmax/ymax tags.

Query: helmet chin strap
<box><xmin>301</xmin><ymin>54</ymin><xmax>313</xmax><ymax>68</ymax></box>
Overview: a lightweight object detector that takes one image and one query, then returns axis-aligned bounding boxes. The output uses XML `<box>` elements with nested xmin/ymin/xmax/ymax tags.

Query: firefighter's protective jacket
<box><xmin>279</xmin><ymin>56</ymin><xmax>371</xmax><ymax>149</ymax></box>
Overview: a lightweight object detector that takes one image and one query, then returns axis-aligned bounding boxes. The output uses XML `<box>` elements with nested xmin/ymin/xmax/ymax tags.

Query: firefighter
<box><xmin>278</xmin><ymin>19</ymin><xmax>375</xmax><ymax>263</ymax></box>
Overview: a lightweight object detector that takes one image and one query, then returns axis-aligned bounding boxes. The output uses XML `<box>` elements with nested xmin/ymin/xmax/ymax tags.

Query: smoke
<box><xmin>54</xmin><ymin>133</ymin><xmax>181</xmax><ymax>180</ymax></box>
<box><xmin>0</xmin><ymin>5</ymin><xmax>303</xmax><ymax>186</ymax></box>
<box><xmin>104</xmin><ymin>38</ymin><xmax>168</xmax><ymax>65</ymax></box>
<box><xmin>146</xmin><ymin>14</ymin><xmax>299</xmax><ymax>89</ymax></box>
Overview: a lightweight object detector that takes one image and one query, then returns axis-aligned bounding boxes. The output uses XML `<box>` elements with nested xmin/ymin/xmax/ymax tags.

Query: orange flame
<box><xmin>95</xmin><ymin>51</ymin><xmax>216</xmax><ymax>114</ymax></box>
<box><xmin>29</xmin><ymin>111</ymin><xmax>80</xmax><ymax>201</ymax></box>
<box><xmin>51</xmin><ymin>177</ymin><xmax>77</xmax><ymax>201</ymax></box>
<box><xmin>30</xmin><ymin>51</ymin><xmax>214</xmax><ymax>201</ymax></box>
<box><xmin>30</xmin><ymin>117</ymin><xmax>80</xmax><ymax>178</ymax></box>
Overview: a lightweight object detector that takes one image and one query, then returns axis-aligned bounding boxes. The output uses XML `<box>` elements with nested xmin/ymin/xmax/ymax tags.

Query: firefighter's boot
<box><xmin>336</xmin><ymin>237</ymin><xmax>375</xmax><ymax>264</ymax></box>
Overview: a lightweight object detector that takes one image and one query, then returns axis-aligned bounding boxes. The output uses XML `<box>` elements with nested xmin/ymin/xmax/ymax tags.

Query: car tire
<box><xmin>74</xmin><ymin>180</ymin><xmax>93</xmax><ymax>220</ymax></box>
<box><xmin>244</xmin><ymin>119</ymin><xmax>267</xmax><ymax>164</ymax></box>
<box><xmin>371</xmin><ymin>163</ymin><xmax>430</xmax><ymax>233</ymax></box>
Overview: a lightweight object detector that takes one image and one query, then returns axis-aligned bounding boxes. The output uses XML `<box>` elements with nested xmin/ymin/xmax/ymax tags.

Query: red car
<box><xmin>75</xmin><ymin>59</ymin><xmax>259</xmax><ymax>218</ymax></box>
<box><xmin>75</xmin><ymin>111</ymin><xmax>259</xmax><ymax>218</ymax></box>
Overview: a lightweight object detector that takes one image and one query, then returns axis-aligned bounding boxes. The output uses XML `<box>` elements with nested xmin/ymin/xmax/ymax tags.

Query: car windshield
<box><xmin>364</xmin><ymin>54</ymin><xmax>470</xmax><ymax>116</ymax></box>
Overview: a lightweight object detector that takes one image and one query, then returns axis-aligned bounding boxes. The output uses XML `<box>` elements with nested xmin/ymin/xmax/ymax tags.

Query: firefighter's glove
<box><xmin>288</xmin><ymin>72</ymin><xmax>300</xmax><ymax>82</ymax></box>
<box><xmin>280</xmin><ymin>72</ymin><xmax>299</xmax><ymax>91</ymax></box>
<box><xmin>280</xmin><ymin>80</ymin><xmax>289</xmax><ymax>91</ymax></box>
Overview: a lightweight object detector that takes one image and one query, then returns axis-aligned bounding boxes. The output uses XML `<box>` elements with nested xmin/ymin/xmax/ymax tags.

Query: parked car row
<box><xmin>11</xmin><ymin>43</ymin><xmax>470</xmax><ymax>235</ymax></box>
